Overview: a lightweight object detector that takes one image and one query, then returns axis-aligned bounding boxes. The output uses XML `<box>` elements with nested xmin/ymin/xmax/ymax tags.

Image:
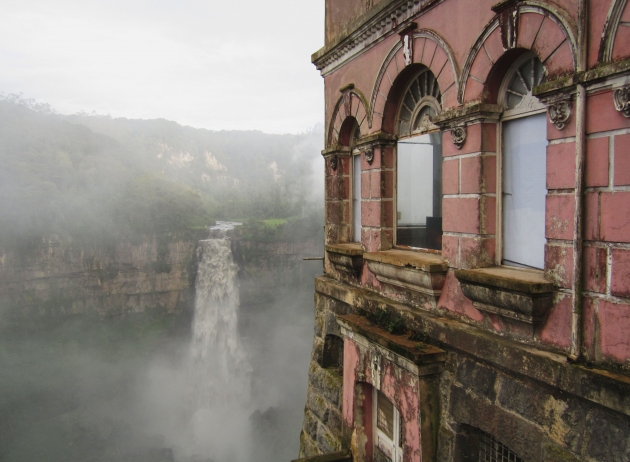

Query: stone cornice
<box><xmin>321</xmin><ymin>146</ymin><xmax>351</xmax><ymax>156</ymax></box>
<box><xmin>355</xmin><ymin>131</ymin><xmax>397</xmax><ymax>148</ymax></box>
<box><xmin>311</xmin><ymin>0</ymin><xmax>442</xmax><ymax>76</ymax></box>
<box><xmin>315</xmin><ymin>275</ymin><xmax>630</xmax><ymax>418</ymax></box>
<box><xmin>431</xmin><ymin>103</ymin><xmax>502</xmax><ymax>128</ymax></box>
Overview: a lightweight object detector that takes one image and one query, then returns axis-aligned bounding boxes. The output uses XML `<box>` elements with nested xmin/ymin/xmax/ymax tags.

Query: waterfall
<box><xmin>186</xmin><ymin>237</ymin><xmax>253</xmax><ymax>461</ymax></box>
<box><xmin>190</xmin><ymin>238</ymin><xmax>251</xmax><ymax>405</ymax></box>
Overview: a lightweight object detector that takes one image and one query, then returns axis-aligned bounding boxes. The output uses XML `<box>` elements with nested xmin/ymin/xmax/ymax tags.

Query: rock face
<box><xmin>0</xmin><ymin>234</ymin><xmax>203</xmax><ymax>318</ymax></box>
<box><xmin>231</xmin><ymin>237</ymin><xmax>323</xmax><ymax>305</ymax></box>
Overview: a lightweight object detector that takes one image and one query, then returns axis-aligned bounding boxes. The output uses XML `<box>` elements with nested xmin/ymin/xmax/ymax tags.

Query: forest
<box><xmin>0</xmin><ymin>94</ymin><xmax>324</xmax><ymax>250</ymax></box>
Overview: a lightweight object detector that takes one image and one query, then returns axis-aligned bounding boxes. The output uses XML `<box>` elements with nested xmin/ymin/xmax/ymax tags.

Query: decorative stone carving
<box><xmin>364</xmin><ymin>148</ymin><xmax>374</xmax><ymax>165</ymax></box>
<box><xmin>613</xmin><ymin>85</ymin><xmax>630</xmax><ymax>118</ymax></box>
<box><xmin>548</xmin><ymin>100</ymin><xmax>572</xmax><ymax>130</ymax></box>
<box><xmin>329</xmin><ymin>155</ymin><xmax>338</xmax><ymax>171</ymax></box>
<box><xmin>450</xmin><ymin>125</ymin><xmax>467</xmax><ymax>149</ymax></box>
<box><xmin>416</xmin><ymin>113</ymin><xmax>436</xmax><ymax>133</ymax></box>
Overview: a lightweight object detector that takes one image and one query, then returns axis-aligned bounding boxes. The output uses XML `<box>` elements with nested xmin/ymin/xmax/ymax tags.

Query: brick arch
<box><xmin>370</xmin><ymin>30</ymin><xmax>459</xmax><ymax>132</ymax></box>
<box><xmin>599</xmin><ymin>0</ymin><xmax>630</xmax><ymax>63</ymax></box>
<box><xmin>459</xmin><ymin>2</ymin><xmax>577</xmax><ymax>105</ymax></box>
<box><xmin>327</xmin><ymin>88</ymin><xmax>370</xmax><ymax>148</ymax></box>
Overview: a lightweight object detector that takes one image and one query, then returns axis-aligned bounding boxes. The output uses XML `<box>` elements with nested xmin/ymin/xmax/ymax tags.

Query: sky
<box><xmin>0</xmin><ymin>0</ymin><xmax>325</xmax><ymax>134</ymax></box>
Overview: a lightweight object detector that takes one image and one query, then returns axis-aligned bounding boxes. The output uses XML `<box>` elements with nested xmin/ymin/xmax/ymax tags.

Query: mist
<box><xmin>0</xmin><ymin>94</ymin><xmax>325</xmax><ymax>461</ymax></box>
<box><xmin>0</xmin><ymin>236</ymin><xmax>321</xmax><ymax>462</ymax></box>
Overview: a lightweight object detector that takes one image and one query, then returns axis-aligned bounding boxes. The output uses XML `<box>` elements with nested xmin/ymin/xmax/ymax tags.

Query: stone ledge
<box><xmin>326</xmin><ymin>243</ymin><xmax>363</xmax><ymax>257</ymax></box>
<box><xmin>364</xmin><ymin>250</ymin><xmax>447</xmax><ymax>304</ymax></box>
<box><xmin>363</xmin><ymin>249</ymin><xmax>447</xmax><ymax>272</ymax></box>
<box><xmin>455</xmin><ymin>267</ymin><xmax>553</xmax><ymax>293</ymax></box>
<box><xmin>314</xmin><ymin>275</ymin><xmax>630</xmax><ymax>418</ymax></box>
<box><xmin>338</xmin><ymin>314</ymin><xmax>447</xmax><ymax>367</ymax></box>
<box><xmin>455</xmin><ymin>267</ymin><xmax>554</xmax><ymax>324</ymax></box>
<box><xmin>326</xmin><ymin>244</ymin><xmax>364</xmax><ymax>276</ymax></box>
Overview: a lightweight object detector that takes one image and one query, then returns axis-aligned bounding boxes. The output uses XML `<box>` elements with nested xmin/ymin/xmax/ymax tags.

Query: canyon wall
<box><xmin>0</xmin><ymin>234</ymin><xmax>204</xmax><ymax>320</ymax></box>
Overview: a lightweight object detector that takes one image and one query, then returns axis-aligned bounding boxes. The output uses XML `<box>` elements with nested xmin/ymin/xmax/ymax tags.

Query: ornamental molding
<box><xmin>450</xmin><ymin>125</ymin><xmax>467</xmax><ymax>149</ymax></box>
<box><xmin>312</xmin><ymin>0</ymin><xmax>438</xmax><ymax>76</ymax></box>
<box><xmin>458</xmin><ymin>2</ymin><xmax>578</xmax><ymax>105</ymax></box>
<box><xmin>548</xmin><ymin>99</ymin><xmax>572</xmax><ymax>130</ymax></box>
<box><xmin>613</xmin><ymin>85</ymin><xmax>630</xmax><ymax>118</ymax></box>
<box><xmin>432</xmin><ymin>103</ymin><xmax>502</xmax><ymax>129</ymax></box>
<box><xmin>599</xmin><ymin>0</ymin><xmax>627</xmax><ymax>63</ymax></box>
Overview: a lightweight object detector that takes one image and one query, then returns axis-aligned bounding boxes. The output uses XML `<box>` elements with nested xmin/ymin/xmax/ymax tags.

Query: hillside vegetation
<box><xmin>0</xmin><ymin>96</ymin><xmax>324</xmax><ymax>249</ymax></box>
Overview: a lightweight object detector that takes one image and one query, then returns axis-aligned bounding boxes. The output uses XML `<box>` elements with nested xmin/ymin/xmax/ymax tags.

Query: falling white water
<box><xmin>188</xmin><ymin>238</ymin><xmax>253</xmax><ymax>461</ymax></box>
<box><xmin>191</xmin><ymin>238</ymin><xmax>251</xmax><ymax>404</ymax></box>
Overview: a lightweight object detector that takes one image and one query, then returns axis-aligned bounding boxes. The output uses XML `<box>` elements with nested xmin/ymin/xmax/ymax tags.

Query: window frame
<box><xmin>495</xmin><ymin>53</ymin><xmax>548</xmax><ymax>269</ymax></box>
<box><xmin>372</xmin><ymin>388</ymin><xmax>403</xmax><ymax>462</ymax></box>
<box><xmin>393</xmin><ymin>67</ymin><xmax>443</xmax><ymax>254</ymax></box>
<box><xmin>344</xmin><ymin>121</ymin><xmax>362</xmax><ymax>244</ymax></box>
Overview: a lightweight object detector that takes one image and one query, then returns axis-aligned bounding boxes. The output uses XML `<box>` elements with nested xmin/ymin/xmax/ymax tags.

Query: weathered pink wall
<box><xmin>321</xmin><ymin>0</ymin><xmax>630</xmax><ymax>367</ymax></box>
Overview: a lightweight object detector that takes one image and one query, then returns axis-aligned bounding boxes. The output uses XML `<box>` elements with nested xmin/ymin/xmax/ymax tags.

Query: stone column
<box><xmin>433</xmin><ymin>105</ymin><xmax>501</xmax><ymax>270</ymax></box>
<box><xmin>354</xmin><ymin>133</ymin><xmax>396</xmax><ymax>253</ymax></box>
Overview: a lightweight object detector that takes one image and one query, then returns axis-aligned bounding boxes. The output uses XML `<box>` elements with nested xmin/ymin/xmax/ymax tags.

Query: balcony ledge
<box><xmin>455</xmin><ymin>267</ymin><xmax>554</xmax><ymax>325</ymax></box>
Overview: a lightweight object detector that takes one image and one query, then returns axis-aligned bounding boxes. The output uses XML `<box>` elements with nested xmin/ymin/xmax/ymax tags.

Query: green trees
<box><xmin>0</xmin><ymin>97</ymin><xmax>323</xmax><ymax>249</ymax></box>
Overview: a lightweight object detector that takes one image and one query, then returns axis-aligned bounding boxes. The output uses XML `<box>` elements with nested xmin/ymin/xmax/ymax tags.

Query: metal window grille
<box><xmin>376</xmin><ymin>390</ymin><xmax>394</xmax><ymax>439</ymax></box>
<box><xmin>478</xmin><ymin>430</ymin><xmax>524</xmax><ymax>462</ymax></box>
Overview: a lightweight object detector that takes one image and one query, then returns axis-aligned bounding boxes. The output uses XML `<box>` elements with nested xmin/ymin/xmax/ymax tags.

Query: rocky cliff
<box><xmin>0</xmin><ymin>234</ymin><xmax>203</xmax><ymax>320</ymax></box>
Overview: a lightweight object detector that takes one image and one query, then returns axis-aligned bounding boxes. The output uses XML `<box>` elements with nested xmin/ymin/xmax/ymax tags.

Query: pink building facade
<box><xmin>298</xmin><ymin>0</ymin><xmax>630</xmax><ymax>461</ymax></box>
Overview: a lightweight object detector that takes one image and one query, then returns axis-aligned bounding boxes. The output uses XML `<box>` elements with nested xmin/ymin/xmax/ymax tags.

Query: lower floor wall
<box><xmin>299</xmin><ymin>277</ymin><xmax>630</xmax><ymax>462</ymax></box>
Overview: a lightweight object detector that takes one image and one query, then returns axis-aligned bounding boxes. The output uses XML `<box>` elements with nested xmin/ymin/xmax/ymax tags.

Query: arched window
<box><xmin>499</xmin><ymin>55</ymin><xmax>547</xmax><ymax>269</ymax></box>
<box><xmin>396</xmin><ymin>67</ymin><xmax>443</xmax><ymax>250</ymax></box>
<box><xmin>351</xmin><ymin>125</ymin><xmax>362</xmax><ymax>243</ymax></box>
<box><xmin>339</xmin><ymin>118</ymin><xmax>362</xmax><ymax>243</ymax></box>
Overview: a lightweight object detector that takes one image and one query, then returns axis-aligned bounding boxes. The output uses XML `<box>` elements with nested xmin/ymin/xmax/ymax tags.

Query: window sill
<box><xmin>325</xmin><ymin>243</ymin><xmax>364</xmax><ymax>275</ymax></box>
<box><xmin>363</xmin><ymin>250</ymin><xmax>448</xmax><ymax>303</ymax></box>
<box><xmin>455</xmin><ymin>267</ymin><xmax>554</xmax><ymax>325</ymax></box>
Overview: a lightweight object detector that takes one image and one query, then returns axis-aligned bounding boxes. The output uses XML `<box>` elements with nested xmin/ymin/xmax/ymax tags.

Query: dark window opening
<box><xmin>322</xmin><ymin>334</ymin><xmax>344</xmax><ymax>373</ymax></box>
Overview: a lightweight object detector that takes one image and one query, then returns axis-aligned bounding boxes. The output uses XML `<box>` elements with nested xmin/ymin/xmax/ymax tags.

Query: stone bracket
<box><xmin>326</xmin><ymin>243</ymin><xmax>364</xmax><ymax>276</ymax></box>
<box><xmin>455</xmin><ymin>267</ymin><xmax>554</xmax><ymax>325</ymax></box>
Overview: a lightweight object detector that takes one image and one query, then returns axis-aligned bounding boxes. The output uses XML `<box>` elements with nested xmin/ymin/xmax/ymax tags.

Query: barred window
<box><xmin>479</xmin><ymin>430</ymin><xmax>524</xmax><ymax>462</ymax></box>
